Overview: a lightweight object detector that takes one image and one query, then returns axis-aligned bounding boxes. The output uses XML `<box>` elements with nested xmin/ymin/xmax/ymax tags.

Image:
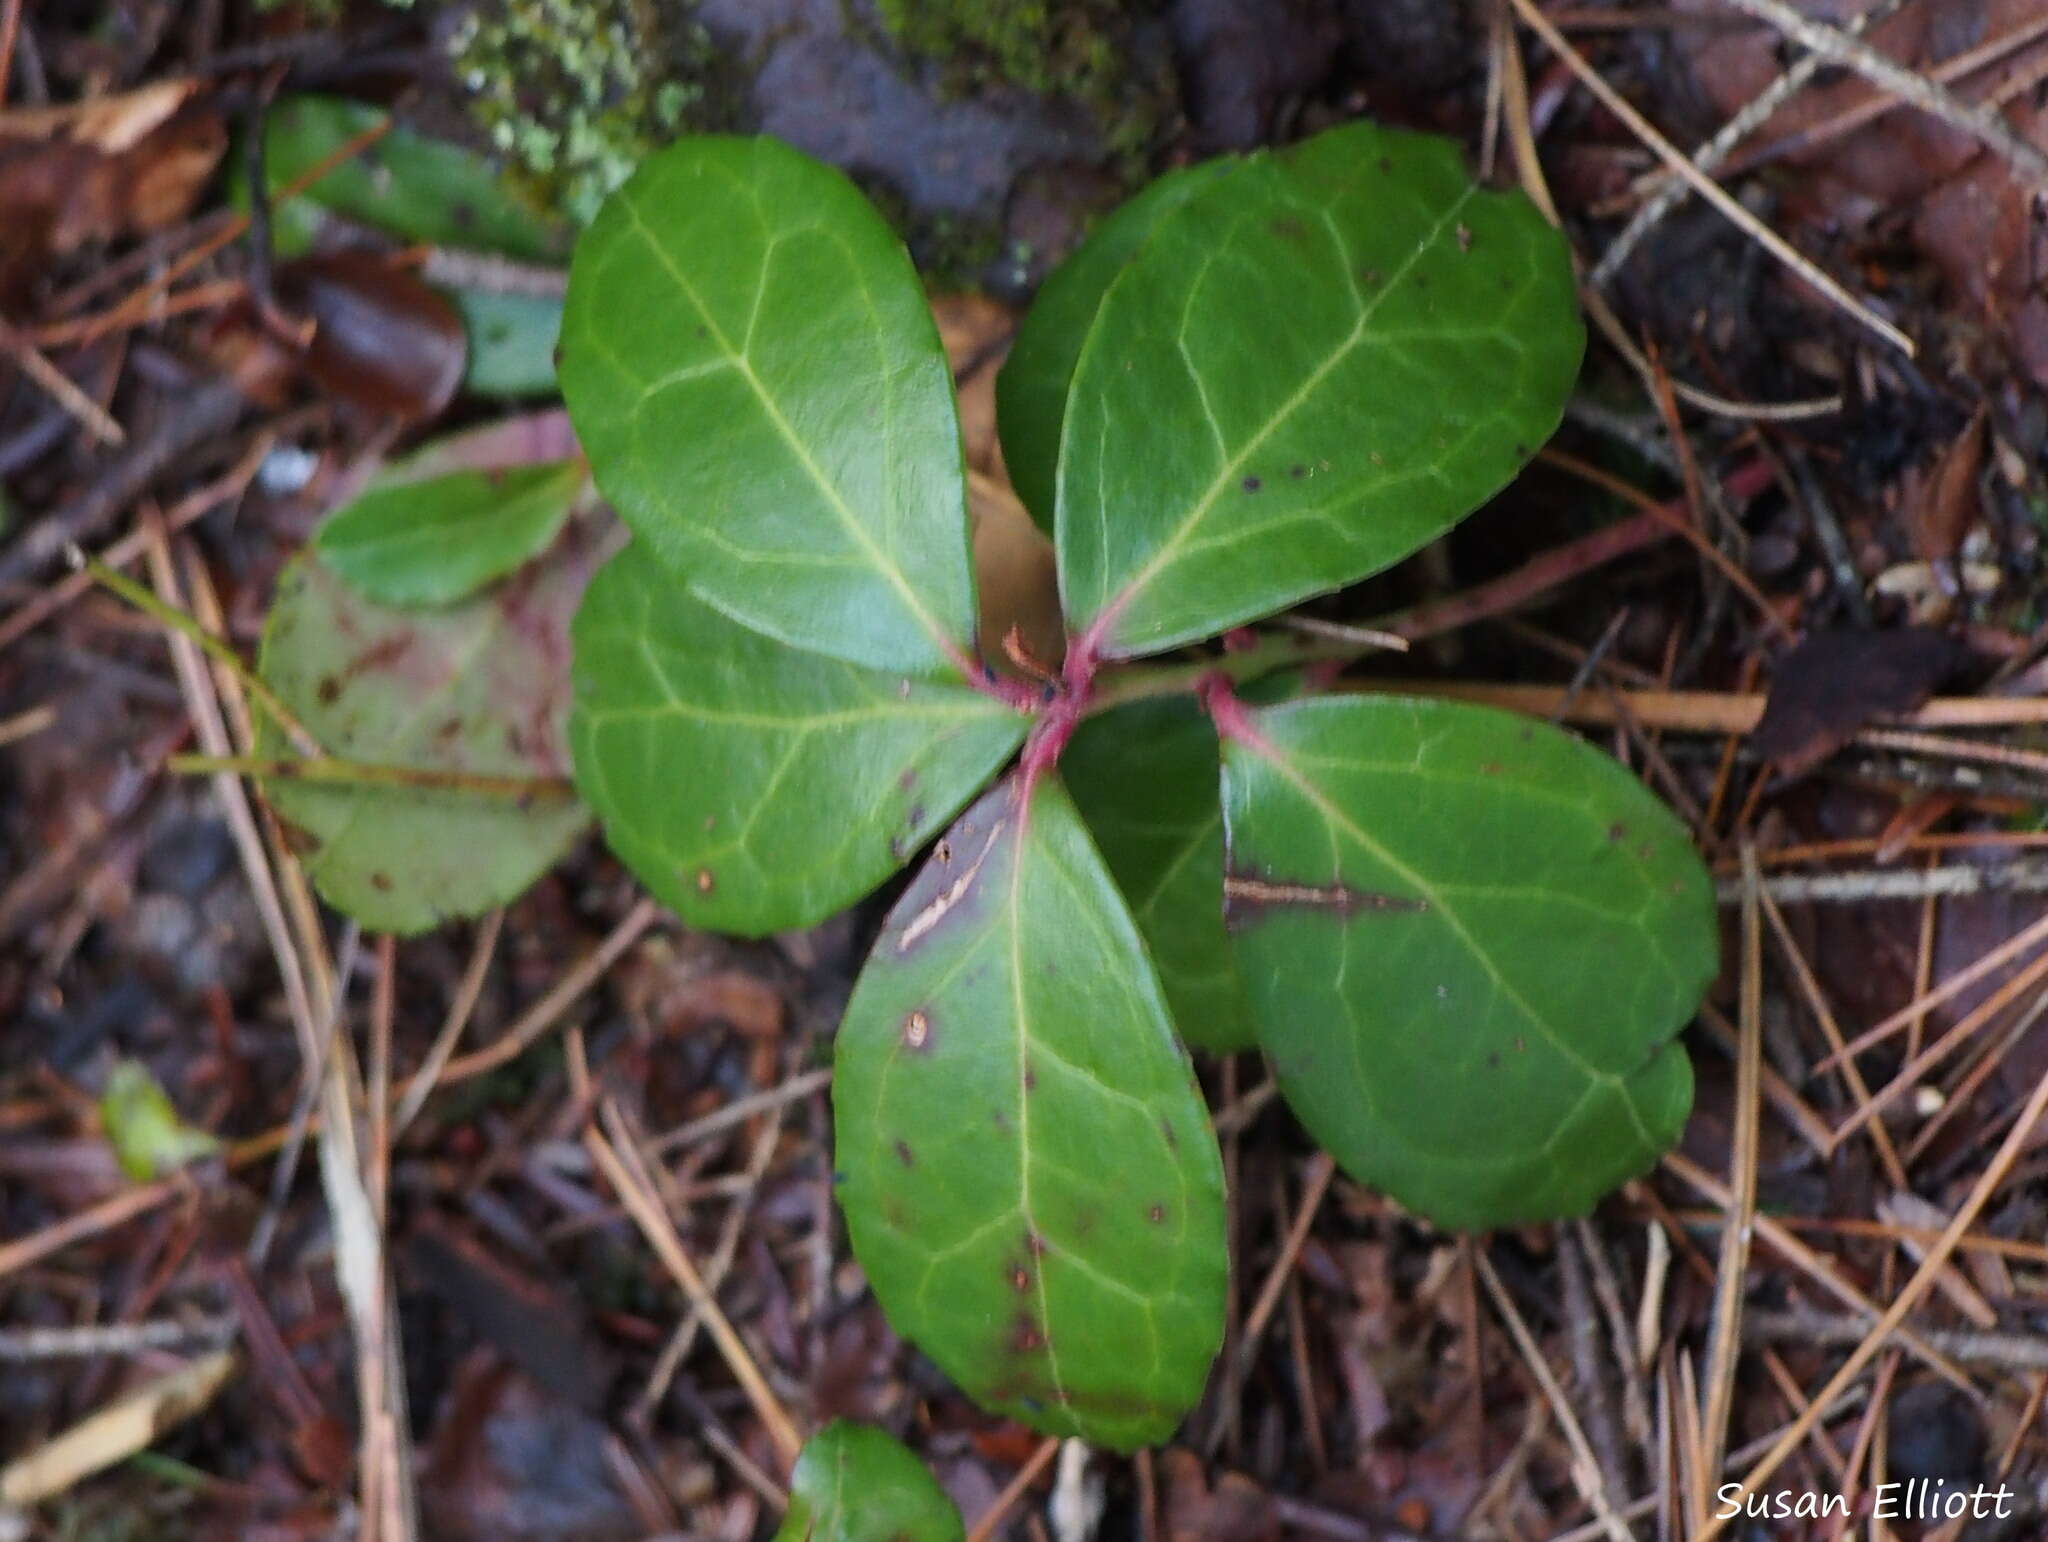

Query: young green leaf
<box><xmin>101</xmin><ymin>1061</ymin><xmax>220</xmax><ymax>1181</ymax></box>
<box><xmin>1219</xmin><ymin>696</ymin><xmax>1711</xmax><ymax>1229</ymax></box>
<box><xmin>256</xmin><ymin>521</ymin><xmax>599</xmax><ymax>934</ymax></box>
<box><xmin>315</xmin><ymin>459</ymin><xmax>586</xmax><ymax>608</ymax></box>
<box><xmin>1057</xmin><ymin>121</ymin><xmax>1583</xmax><ymax>659</ymax></box>
<box><xmin>996</xmin><ymin>159</ymin><xmax>1237</xmax><ymax>531</ymax></box>
<box><xmin>256</xmin><ymin>95</ymin><xmax>569</xmax><ymax>263</ymax></box>
<box><xmin>834</xmin><ymin>773</ymin><xmax>1228</xmax><ymax>1452</ymax></box>
<box><xmin>1062</xmin><ymin>697</ymin><xmax>1256</xmax><ymax>1052</ymax></box>
<box><xmin>774</xmin><ymin>1421</ymin><xmax>963</xmax><ymax>1542</ymax></box>
<box><xmin>451</xmin><ymin>289</ymin><xmax>563</xmax><ymax>398</ymax></box>
<box><xmin>560</xmin><ymin>136</ymin><xmax>979</xmax><ymax>678</ymax></box>
<box><xmin>568</xmin><ymin>542</ymin><xmax>1027</xmax><ymax>936</ymax></box>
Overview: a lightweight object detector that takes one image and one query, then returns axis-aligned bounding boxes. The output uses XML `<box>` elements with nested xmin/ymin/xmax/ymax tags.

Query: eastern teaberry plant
<box><xmin>243</xmin><ymin>118</ymin><xmax>1716</xmax><ymax>1462</ymax></box>
<box><xmin>556</xmin><ymin>120</ymin><xmax>1717</xmax><ymax>1451</ymax></box>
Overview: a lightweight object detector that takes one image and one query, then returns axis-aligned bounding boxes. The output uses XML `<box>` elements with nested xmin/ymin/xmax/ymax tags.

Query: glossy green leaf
<box><xmin>560</xmin><ymin>136</ymin><xmax>978</xmax><ymax>677</ymax></box>
<box><xmin>315</xmin><ymin>459</ymin><xmax>586</xmax><ymax>607</ymax></box>
<box><xmin>834</xmin><ymin>773</ymin><xmax>1227</xmax><ymax>1451</ymax></box>
<box><xmin>452</xmin><ymin>289</ymin><xmax>562</xmax><ymax>397</ymax></box>
<box><xmin>774</xmin><ymin>1421</ymin><xmax>963</xmax><ymax>1542</ymax></box>
<box><xmin>568</xmin><ymin>542</ymin><xmax>1026</xmax><ymax>936</ymax></box>
<box><xmin>997</xmin><ymin>159</ymin><xmax>1237</xmax><ymax>531</ymax></box>
<box><xmin>256</xmin><ymin>521</ymin><xmax>599</xmax><ymax>934</ymax></box>
<box><xmin>1062</xmin><ymin>696</ymin><xmax>1255</xmax><ymax>1052</ymax></box>
<box><xmin>1220</xmin><ymin>696</ymin><xmax>1711</xmax><ymax>1229</ymax></box>
<box><xmin>101</xmin><ymin>1061</ymin><xmax>220</xmax><ymax>1181</ymax></box>
<box><xmin>257</xmin><ymin>95</ymin><xmax>568</xmax><ymax>263</ymax></box>
<box><xmin>1057</xmin><ymin>121</ymin><xmax>1583</xmax><ymax>658</ymax></box>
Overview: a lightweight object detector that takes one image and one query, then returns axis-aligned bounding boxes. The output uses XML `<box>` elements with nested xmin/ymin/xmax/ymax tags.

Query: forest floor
<box><xmin>6</xmin><ymin>1</ymin><xmax>2048</xmax><ymax>1538</ymax></box>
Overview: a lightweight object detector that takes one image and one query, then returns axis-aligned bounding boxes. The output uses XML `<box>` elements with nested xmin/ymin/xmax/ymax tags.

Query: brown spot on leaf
<box><xmin>1023</xmin><ymin>1065</ymin><xmax>1038</xmax><ymax>1092</ymax></box>
<box><xmin>1479</xmin><ymin>760</ymin><xmax>1504</xmax><ymax>775</ymax></box>
<box><xmin>1024</xmin><ymin>1231</ymin><xmax>1047</xmax><ymax>1257</ymax></box>
<box><xmin>1224</xmin><ymin>873</ymin><xmax>1426</xmax><ymax>927</ymax></box>
<box><xmin>894</xmin><ymin>1139</ymin><xmax>915</xmax><ymax>1167</ymax></box>
<box><xmin>1270</xmin><ymin>215</ymin><xmax>1306</xmax><ymax>240</ymax></box>
<box><xmin>1241</xmin><ymin>475</ymin><xmax>1262</xmax><ymax>492</ymax></box>
<box><xmin>1607</xmin><ymin>822</ymin><xmax>1628</xmax><ymax>843</ymax></box>
<box><xmin>695</xmin><ymin>868</ymin><xmax>714</xmax><ymax>894</ymax></box>
<box><xmin>1009</xmin><ymin>1315</ymin><xmax>1046</xmax><ymax>1354</ymax></box>
<box><xmin>1161</xmin><ymin>1118</ymin><xmax>1179</xmax><ymax>1150</ymax></box>
<box><xmin>1148</xmin><ymin>1204</ymin><xmax>1167</xmax><ymax>1224</ymax></box>
<box><xmin>1008</xmin><ymin>1263</ymin><xmax>1032</xmax><ymax>1293</ymax></box>
<box><xmin>370</xmin><ymin>872</ymin><xmax>393</xmax><ymax>892</ymax></box>
<box><xmin>902</xmin><ymin>1008</ymin><xmax>932</xmax><ymax>1052</ymax></box>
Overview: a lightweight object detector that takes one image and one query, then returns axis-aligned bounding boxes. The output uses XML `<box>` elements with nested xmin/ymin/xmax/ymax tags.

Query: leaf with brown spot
<box><xmin>254</xmin><ymin>514</ymin><xmax>598</xmax><ymax>934</ymax></box>
<box><xmin>567</xmin><ymin>541</ymin><xmax>1026</xmax><ymax>936</ymax></box>
<box><xmin>834</xmin><ymin>773</ymin><xmax>1227</xmax><ymax>1451</ymax></box>
<box><xmin>1222</xmin><ymin>696</ymin><xmax>1713</xmax><ymax>1229</ymax></box>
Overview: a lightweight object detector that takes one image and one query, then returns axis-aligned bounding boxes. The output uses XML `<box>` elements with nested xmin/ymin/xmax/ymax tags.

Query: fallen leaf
<box><xmin>1159</xmin><ymin>1450</ymin><xmax>1280</xmax><ymax>1542</ymax></box>
<box><xmin>275</xmin><ymin>252</ymin><xmax>468</xmax><ymax>423</ymax></box>
<box><xmin>1752</xmin><ymin>628</ymin><xmax>1974</xmax><ymax>777</ymax></box>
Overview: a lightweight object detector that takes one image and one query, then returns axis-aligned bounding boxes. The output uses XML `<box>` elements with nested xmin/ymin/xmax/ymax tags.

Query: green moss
<box><xmin>871</xmin><ymin>0</ymin><xmax>1171</xmax><ymax>158</ymax></box>
<box><xmin>451</xmin><ymin>0</ymin><xmax>738</xmax><ymax>227</ymax></box>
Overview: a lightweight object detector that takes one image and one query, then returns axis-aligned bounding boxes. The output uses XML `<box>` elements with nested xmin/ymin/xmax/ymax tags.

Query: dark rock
<box><xmin>140</xmin><ymin>816</ymin><xmax>235</xmax><ymax>896</ymax></box>
<box><xmin>1170</xmin><ymin>0</ymin><xmax>1341</xmax><ymax>151</ymax></box>
<box><xmin>1886</xmin><ymin>1382</ymin><xmax>1985</xmax><ymax>1511</ymax></box>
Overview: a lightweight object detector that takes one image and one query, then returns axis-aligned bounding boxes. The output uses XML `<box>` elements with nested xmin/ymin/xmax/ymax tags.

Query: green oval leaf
<box><xmin>315</xmin><ymin>459</ymin><xmax>586</xmax><ymax>608</ymax></box>
<box><xmin>1057</xmin><ymin>121</ymin><xmax>1583</xmax><ymax>659</ymax></box>
<box><xmin>560</xmin><ymin>136</ymin><xmax>978</xmax><ymax>677</ymax></box>
<box><xmin>256</xmin><ymin>523</ymin><xmax>599</xmax><ymax>934</ymax></box>
<box><xmin>1063</xmin><ymin>696</ymin><xmax>1255</xmax><ymax>1052</ymax></box>
<box><xmin>996</xmin><ymin>159</ymin><xmax>1238</xmax><ymax>532</ymax></box>
<box><xmin>256</xmin><ymin>95</ymin><xmax>569</xmax><ymax>263</ymax></box>
<box><xmin>834</xmin><ymin>773</ymin><xmax>1228</xmax><ymax>1451</ymax></box>
<box><xmin>1220</xmin><ymin>696</ymin><xmax>1710</xmax><ymax>1229</ymax></box>
<box><xmin>774</xmin><ymin>1421</ymin><xmax>963</xmax><ymax>1542</ymax></box>
<box><xmin>568</xmin><ymin>542</ymin><xmax>1026</xmax><ymax>936</ymax></box>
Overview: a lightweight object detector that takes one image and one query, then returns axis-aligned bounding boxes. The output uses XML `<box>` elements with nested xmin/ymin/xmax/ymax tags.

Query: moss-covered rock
<box><xmin>451</xmin><ymin>0</ymin><xmax>738</xmax><ymax>226</ymax></box>
<box><xmin>871</xmin><ymin>0</ymin><xmax>1170</xmax><ymax>157</ymax></box>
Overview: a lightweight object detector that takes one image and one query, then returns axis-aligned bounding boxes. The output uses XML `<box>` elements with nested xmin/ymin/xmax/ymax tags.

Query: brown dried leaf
<box><xmin>1752</xmin><ymin>627</ymin><xmax>1972</xmax><ymax>777</ymax></box>
<box><xmin>1906</xmin><ymin>407</ymin><xmax>1988</xmax><ymax>566</ymax></box>
<box><xmin>1159</xmin><ymin>1450</ymin><xmax>1281</xmax><ymax>1542</ymax></box>
<box><xmin>275</xmin><ymin>252</ymin><xmax>467</xmax><ymax>423</ymax></box>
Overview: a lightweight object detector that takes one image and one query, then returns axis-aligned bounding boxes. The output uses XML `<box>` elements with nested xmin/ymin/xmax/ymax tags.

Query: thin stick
<box><xmin>168</xmin><ymin>753</ymin><xmax>576</xmax><ymax>802</ymax></box>
<box><xmin>1725</xmin><ymin>859</ymin><xmax>2048</xmax><ymax>905</ymax></box>
<box><xmin>1697</xmin><ymin>850</ymin><xmax>1761</xmax><ymax>1504</ymax></box>
<box><xmin>965</xmin><ymin>1437</ymin><xmax>1061</xmax><ymax>1542</ymax></box>
<box><xmin>1505</xmin><ymin>0</ymin><xmax>1915</xmax><ymax>354</ymax></box>
<box><xmin>1592</xmin><ymin>0</ymin><xmax>1905</xmax><ymax>285</ymax></box>
<box><xmin>1474</xmin><ymin>1249</ymin><xmax>1634</xmax><ymax>1542</ymax></box>
<box><xmin>1699</xmin><ymin>1063</ymin><xmax>2048</xmax><ymax>1539</ymax></box>
<box><xmin>78</xmin><ymin>550</ymin><xmax>319</xmax><ymax>755</ymax></box>
<box><xmin>1816</xmin><ymin>908</ymin><xmax>2048</xmax><ymax>1071</ymax></box>
<box><xmin>1341</xmin><ymin>678</ymin><xmax>2048</xmax><ymax>735</ymax></box>
<box><xmin>646</xmin><ymin>1067</ymin><xmax>833</xmax><ymax>1156</ymax></box>
<box><xmin>0</xmin><ymin>316</ymin><xmax>123</xmax><ymax>445</ymax></box>
<box><xmin>390</xmin><ymin>909</ymin><xmax>505</xmax><ymax>1138</ymax></box>
<box><xmin>0</xmin><ymin>431</ymin><xmax>273</xmax><ymax>656</ymax></box>
<box><xmin>1713</xmin><ymin>0</ymin><xmax>2048</xmax><ymax>193</ymax></box>
<box><xmin>432</xmin><ymin>899</ymin><xmax>659</xmax><ymax>1086</ymax></box>
<box><xmin>584</xmin><ymin>1102</ymin><xmax>803</xmax><ymax>1468</ymax></box>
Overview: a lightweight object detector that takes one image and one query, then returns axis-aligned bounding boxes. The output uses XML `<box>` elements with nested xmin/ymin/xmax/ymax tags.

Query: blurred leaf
<box><xmin>451</xmin><ymin>289</ymin><xmax>562</xmax><ymax>397</ymax></box>
<box><xmin>1220</xmin><ymin>696</ymin><xmax>1711</xmax><ymax>1228</ymax></box>
<box><xmin>834</xmin><ymin>773</ymin><xmax>1228</xmax><ymax>1450</ymax></box>
<box><xmin>316</xmin><ymin>458</ymin><xmax>587</xmax><ymax>608</ymax></box>
<box><xmin>255</xmin><ymin>520</ymin><xmax>600</xmax><ymax>934</ymax></box>
<box><xmin>101</xmin><ymin>1061</ymin><xmax>219</xmax><ymax>1181</ymax></box>
<box><xmin>774</xmin><ymin>1421</ymin><xmax>963</xmax><ymax>1542</ymax></box>
<box><xmin>257</xmin><ymin>95</ymin><xmax>568</xmax><ymax>263</ymax></box>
